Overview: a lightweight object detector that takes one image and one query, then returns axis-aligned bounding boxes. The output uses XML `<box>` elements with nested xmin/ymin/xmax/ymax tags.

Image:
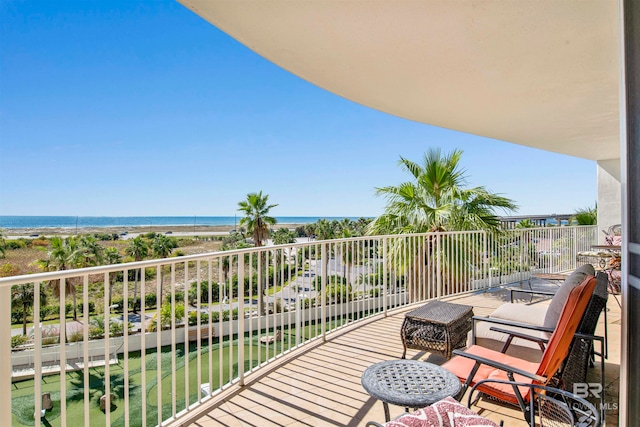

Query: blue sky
<box><xmin>0</xmin><ymin>1</ymin><xmax>596</xmax><ymax>217</ymax></box>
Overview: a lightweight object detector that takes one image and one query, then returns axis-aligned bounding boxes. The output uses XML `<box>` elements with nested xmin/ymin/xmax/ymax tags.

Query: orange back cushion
<box><xmin>535</xmin><ymin>275</ymin><xmax>597</xmax><ymax>381</ymax></box>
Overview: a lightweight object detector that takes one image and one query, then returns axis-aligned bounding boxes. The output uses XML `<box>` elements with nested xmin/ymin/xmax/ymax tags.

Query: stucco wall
<box><xmin>597</xmin><ymin>160</ymin><xmax>622</xmax><ymax>243</ymax></box>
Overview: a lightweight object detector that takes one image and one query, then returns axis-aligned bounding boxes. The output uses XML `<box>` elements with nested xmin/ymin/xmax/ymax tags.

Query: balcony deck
<box><xmin>186</xmin><ymin>281</ymin><xmax>621</xmax><ymax>427</ymax></box>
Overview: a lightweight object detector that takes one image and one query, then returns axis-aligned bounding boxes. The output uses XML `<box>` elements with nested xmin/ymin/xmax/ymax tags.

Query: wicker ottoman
<box><xmin>401</xmin><ymin>300</ymin><xmax>473</xmax><ymax>359</ymax></box>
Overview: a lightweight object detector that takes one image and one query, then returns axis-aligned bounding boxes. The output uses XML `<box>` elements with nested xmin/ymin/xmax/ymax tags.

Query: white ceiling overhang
<box><xmin>179</xmin><ymin>0</ymin><xmax>620</xmax><ymax>162</ymax></box>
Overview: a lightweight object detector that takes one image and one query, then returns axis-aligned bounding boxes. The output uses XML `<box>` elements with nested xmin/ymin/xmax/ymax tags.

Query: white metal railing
<box><xmin>0</xmin><ymin>226</ymin><xmax>596</xmax><ymax>427</ymax></box>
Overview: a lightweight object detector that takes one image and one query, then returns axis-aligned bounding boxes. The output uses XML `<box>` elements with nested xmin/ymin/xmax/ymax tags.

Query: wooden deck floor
<box><xmin>185</xmin><ymin>281</ymin><xmax>621</xmax><ymax>427</ymax></box>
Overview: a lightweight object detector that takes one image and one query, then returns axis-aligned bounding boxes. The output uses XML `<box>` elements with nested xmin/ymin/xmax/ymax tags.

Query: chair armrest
<box><xmin>472</xmin><ymin>315</ymin><xmax>555</xmax><ymax>332</ymax></box>
<box><xmin>451</xmin><ymin>349</ymin><xmax>547</xmax><ymax>383</ymax></box>
<box><xmin>488</xmin><ymin>326</ymin><xmax>549</xmax><ymax>353</ymax></box>
<box><xmin>489</xmin><ymin>326</ymin><xmax>550</xmax><ymax>344</ymax></box>
<box><xmin>510</xmin><ymin>288</ymin><xmax>555</xmax><ymax>303</ymax></box>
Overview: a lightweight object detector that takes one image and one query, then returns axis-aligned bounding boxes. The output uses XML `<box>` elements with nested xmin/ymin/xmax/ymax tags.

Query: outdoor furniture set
<box><xmin>361</xmin><ymin>265</ymin><xmax>606</xmax><ymax>427</ymax></box>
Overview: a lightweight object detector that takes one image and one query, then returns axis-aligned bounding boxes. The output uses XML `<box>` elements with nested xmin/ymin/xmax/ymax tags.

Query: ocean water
<box><xmin>0</xmin><ymin>216</ymin><xmax>364</xmax><ymax>229</ymax></box>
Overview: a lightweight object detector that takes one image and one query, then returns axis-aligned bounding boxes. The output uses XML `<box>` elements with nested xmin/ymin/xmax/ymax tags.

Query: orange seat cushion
<box><xmin>442</xmin><ymin>345</ymin><xmax>538</xmax><ymax>404</ymax></box>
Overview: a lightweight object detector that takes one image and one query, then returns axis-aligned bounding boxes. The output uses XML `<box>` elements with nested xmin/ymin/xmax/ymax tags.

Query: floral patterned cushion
<box><xmin>384</xmin><ymin>397</ymin><xmax>499</xmax><ymax>427</ymax></box>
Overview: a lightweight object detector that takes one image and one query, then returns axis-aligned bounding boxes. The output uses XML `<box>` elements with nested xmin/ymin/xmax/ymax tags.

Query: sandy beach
<box><xmin>3</xmin><ymin>223</ymin><xmax>305</xmax><ymax>239</ymax></box>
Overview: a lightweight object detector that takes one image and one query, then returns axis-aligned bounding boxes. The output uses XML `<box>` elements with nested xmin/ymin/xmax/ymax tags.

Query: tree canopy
<box><xmin>367</xmin><ymin>149</ymin><xmax>517</xmax><ymax>235</ymax></box>
<box><xmin>237</xmin><ymin>191</ymin><xmax>278</xmax><ymax>247</ymax></box>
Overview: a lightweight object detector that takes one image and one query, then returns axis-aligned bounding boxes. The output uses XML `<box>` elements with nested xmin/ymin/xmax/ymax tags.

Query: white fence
<box><xmin>0</xmin><ymin>226</ymin><xmax>596</xmax><ymax>427</ymax></box>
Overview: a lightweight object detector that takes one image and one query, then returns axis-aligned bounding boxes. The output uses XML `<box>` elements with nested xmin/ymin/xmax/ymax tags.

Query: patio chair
<box><xmin>442</xmin><ymin>275</ymin><xmax>599</xmax><ymax>423</ymax></box>
<box><xmin>467</xmin><ymin>379</ymin><xmax>600</xmax><ymax>427</ymax></box>
<box><xmin>472</xmin><ymin>264</ymin><xmax>595</xmax><ymax>357</ymax></box>
<box><xmin>473</xmin><ymin>272</ymin><xmax>608</xmax><ymax>392</ymax></box>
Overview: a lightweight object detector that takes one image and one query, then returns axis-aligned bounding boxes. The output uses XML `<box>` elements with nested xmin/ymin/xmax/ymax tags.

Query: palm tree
<box><xmin>367</xmin><ymin>149</ymin><xmax>517</xmax><ymax>300</ymax></box>
<box><xmin>0</xmin><ymin>228</ymin><xmax>6</xmax><ymax>258</ymax></box>
<box><xmin>314</xmin><ymin>219</ymin><xmax>336</xmax><ymax>240</ymax></box>
<box><xmin>572</xmin><ymin>203</ymin><xmax>597</xmax><ymax>225</ymax></box>
<box><xmin>12</xmin><ymin>284</ymin><xmax>48</xmax><ymax>335</ymax></box>
<box><xmin>368</xmin><ymin>149</ymin><xmax>516</xmax><ymax>235</ymax></box>
<box><xmin>78</xmin><ymin>236</ymin><xmax>104</xmax><ymax>266</ymax></box>
<box><xmin>237</xmin><ymin>191</ymin><xmax>278</xmax><ymax>247</ymax></box>
<box><xmin>151</xmin><ymin>234</ymin><xmax>175</xmax><ymax>259</ymax></box>
<box><xmin>104</xmin><ymin>247</ymin><xmax>123</xmax><ymax>307</ymax></box>
<box><xmin>40</xmin><ymin>236</ymin><xmax>82</xmax><ymax>320</ymax></box>
<box><xmin>238</xmin><ymin>191</ymin><xmax>278</xmax><ymax>314</ymax></box>
<box><xmin>516</xmin><ymin>219</ymin><xmax>536</xmax><ymax>229</ymax></box>
<box><xmin>152</xmin><ymin>234</ymin><xmax>176</xmax><ymax>288</ymax></box>
<box><xmin>272</xmin><ymin>228</ymin><xmax>297</xmax><ymax>245</ymax></box>
<box><xmin>125</xmin><ymin>236</ymin><xmax>149</xmax><ymax>313</ymax></box>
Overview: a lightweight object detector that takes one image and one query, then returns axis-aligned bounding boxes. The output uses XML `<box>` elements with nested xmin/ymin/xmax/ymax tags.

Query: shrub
<box><xmin>11</xmin><ymin>310</ymin><xmax>25</xmax><ymax>325</ymax></box>
<box><xmin>11</xmin><ymin>335</ymin><xmax>29</xmax><ymax>348</ymax></box>
<box><xmin>5</xmin><ymin>240</ymin><xmax>26</xmax><ymax>250</ymax></box>
<box><xmin>188</xmin><ymin>310</ymin><xmax>209</xmax><ymax>326</ymax></box>
<box><xmin>145</xmin><ymin>293</ymin><xmax>158</xmax><ymax>308</ymax></box>
<box><xmin>78</xmin><ymin>301</ymin><xmax>95</xmax><ymax>314</ymax></box>
<box><xmin>68</xmin><ymin>330</ymin><xmax>84</xmax><ymax>342</ymax></box>
<box><xmin>41</xmin><ymin>325</ymin><xmax>59</xmax><ymax>346</ymax></box>
<box><xmin>189</xmin><ymin>281</ymin><xmax>223</xmax><ymax>304</ymax></box>
<box><xmin>93</xmin><ymin>233</ymin><xmax>115</xmax><ymax>241</ymax></box>
<box><xmin>31</xmin><ymin>238</ymin><xmax>49</xmax><ymax>247</ymax></box>
<box><xmin>164</xmin><ymin>291</ymin><xmax>185</xmax><ymax>304</ymax></box>
<box><xmin>148</xmin><ymin>302</ymin><xmax>185</xmax><ymax>331</ymax></box>
<box><xmin>312</xmin><ymin>275</ymin><xmax>347</xmax><ymax>290</ymax></box>
<box><xmin>109</xmin><ymin>321</ymin><xmax>132</xmax><ymax>336</ymax></box>
<box><xmin>0</xmin><ymin>263</ymin><xmax>20</xmax><ymax>277</ymax></box>
<box><xmin>40</xmin><ymin>305</ymin><xmax>58</xmax><ymax>320</ymax></box>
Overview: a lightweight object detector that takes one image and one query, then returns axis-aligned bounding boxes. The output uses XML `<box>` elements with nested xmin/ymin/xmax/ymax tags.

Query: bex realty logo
<box><xmin>573</xmin><ymin>383</ymin><xmax>618</xmax><ymax>411</ymax></box>
<box><xmin>573</xmin><ymin>383</ymin><xmax>602</xmax><ymax>399</ymax></box>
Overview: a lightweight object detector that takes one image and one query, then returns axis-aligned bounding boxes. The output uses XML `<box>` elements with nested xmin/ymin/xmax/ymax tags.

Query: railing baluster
<box><xmin>103</xmin><ymin>272</ymin><xmax>110</xmax><ymax>427</ymax></box>
<box><xmin>123</xmin><ymin>270</ymin><xmax>130</xmax><ymax>427</ymax></box>
<box><xmin>0</xmin><ymin>284</ymin><xmax>9</xmax><ymax>427</ymax></box>
<box><xmin>34</xmin><ymin>281</ymin><xmax>42</xmax><ymax>427</ymax></box>
<box><xmin>238</xmin><ymin>259</ymin><xmax>245</xmax><ymax>385</ymax></box>
<box><xmin>196</xmin><ymin>260</ymin><xmax>202</xmax><ymax>402</ymax></box>
<box><xmin>83</xmin><ymin>275</ymin><xmax>90</xmax><ymax>427</ymax></box>
<box><xmin>170</xmin><ymin>264</ymin><xmax>177</xmax><ymax>419</ymax></box>
<box><xmin>141</xmin><ymin>268</ymin><xmax>146</xmax><ymax>427</ymax></box>
<box><xmin>182</xmin><ymin>261</ymin><xmax>188</xmax><ymax>411</ymax></box>
<box><xmin>156</xmin><ymin>265</ymin><xmax>162</xmax><ymax>426</ymax></box>
<box><xmin>207</xmin><ymin>259</ymin><xmax>213</xmax><ymax>397</ymax></box>
<box><xmin>60</xmin><ymin>277</ymin><xmax>67</xmax><ymax>427</ymax></box>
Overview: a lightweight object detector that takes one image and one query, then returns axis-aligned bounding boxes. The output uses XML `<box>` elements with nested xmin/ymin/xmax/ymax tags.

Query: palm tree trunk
<box><xmin>108</xmin><ymin>274</ymin><xmax>114</xmax><ymax>307</ymax></box>
<box><xmin>133</xmin><ymin>269</ymin><xmax>140</xmax><ymax>313</ymax></box>
<box><xmin>73</xmin><ymin>290</ymin><xmax>78</xmax><ymax>320</ymax></box>
<box><xmin>22</xmin><ymin>303</ymin><xmax>28</xmax><ymax>336</ymax></box>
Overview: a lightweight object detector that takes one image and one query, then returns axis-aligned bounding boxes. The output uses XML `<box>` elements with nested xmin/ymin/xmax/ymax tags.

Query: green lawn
<box><xmin>10</xmin><ymin>319</ymin><xmax>346</xmax><ymax>427</ymax></box>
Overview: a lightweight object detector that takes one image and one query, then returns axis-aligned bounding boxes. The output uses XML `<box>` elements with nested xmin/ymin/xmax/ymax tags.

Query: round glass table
<box><xmin>361</xmin><ymin>359</ymin><xmax>462</xmax><ymax>422</ymax></box>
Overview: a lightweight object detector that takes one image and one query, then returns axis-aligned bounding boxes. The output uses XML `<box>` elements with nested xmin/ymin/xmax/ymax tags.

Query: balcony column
<box><xmin>0</xmin><ymin>285</ymin><xmax>10</xmax><ymax>426</ymax></box>
<box><xmin>621</xmin><ymin>0</ymin><xmax>640</xmax><ymax>425</ymax></box>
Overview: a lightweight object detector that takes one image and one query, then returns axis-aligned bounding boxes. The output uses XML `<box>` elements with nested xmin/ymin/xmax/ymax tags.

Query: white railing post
<box><xmin>483</xmin><ymin>231</ymin><xmax>488</xmax><ymax>290</ymax></box>
<box><xmin>382</xmin><ymin>237</ymin><xmax>388</xmax><ymax>316</ymax></box>
<box><xmin>321</xmin><ymin>243</ymin><xmax>327</xmax><ymax>342</ymax></box>
<box><xmin>0</xmin><ymin>285</ymin><xmax>11</xmax><ymax>427</ymax></box>
<box><xmin>238</xmin><ymin>260</ymin><xmax>245</xmax><ymax>386</ymax></box>
<box><xmin>436</xmin><ymin>233</ymin><xmax>442</xmax><ymax>299</ymax></box>
<box><xmin>295</xmin><ymin>296</ymin><xmax>301</xmax><ymax>347</ymax></box>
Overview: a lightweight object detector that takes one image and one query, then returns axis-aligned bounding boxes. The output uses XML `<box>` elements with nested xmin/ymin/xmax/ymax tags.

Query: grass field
<box><xmin>11</xmin><ymin>320</ymin><xmax>340</xmax><ymax>427</ymax></box>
